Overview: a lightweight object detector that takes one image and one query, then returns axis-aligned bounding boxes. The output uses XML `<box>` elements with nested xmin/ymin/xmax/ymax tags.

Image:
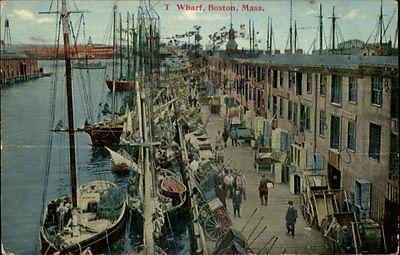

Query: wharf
<box><xmin>201</xmin><ymin>106</ymin><xmax>330</xmax><ymax>254</ymax></box>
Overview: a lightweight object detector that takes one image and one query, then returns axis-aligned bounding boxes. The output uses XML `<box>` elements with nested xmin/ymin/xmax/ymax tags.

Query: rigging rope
<box><xmin>41</xmin><ymin>10</ymin><xmax>62</xmax><ymax>215</ymax></box>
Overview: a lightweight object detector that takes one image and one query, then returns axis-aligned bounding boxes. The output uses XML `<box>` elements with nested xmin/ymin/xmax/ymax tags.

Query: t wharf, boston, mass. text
<box><xmin>164</xmin><ymin>3</ymin><xmax>265</xmax><ymax>12</ymax></box>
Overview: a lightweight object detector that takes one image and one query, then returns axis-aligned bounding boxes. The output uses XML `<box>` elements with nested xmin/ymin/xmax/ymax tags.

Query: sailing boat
<box><xmin>39</xmin><ymin>1</ymin><xmax>127</xmax><ymax>253</ymax></box>
<box><xmin>106</xmin><ymin>8</ymin><xmax>133</xmax><ymax>92</ymax></box>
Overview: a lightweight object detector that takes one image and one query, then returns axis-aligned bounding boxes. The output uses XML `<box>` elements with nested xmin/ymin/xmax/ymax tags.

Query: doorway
<box><xmin>328</xmin><ymin>164</ymin><xmax>341</xmax><ymax>189</ymax></box>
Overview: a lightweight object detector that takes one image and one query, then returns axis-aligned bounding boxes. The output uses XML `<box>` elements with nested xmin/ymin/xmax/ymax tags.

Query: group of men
<box><xmin>214</xmin><ymin>169</ymin><xmax>247</xmax><ymax>218</ymax></box>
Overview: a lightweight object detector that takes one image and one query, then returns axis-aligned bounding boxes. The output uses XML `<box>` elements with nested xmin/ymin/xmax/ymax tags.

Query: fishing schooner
<box><xmin>39</xmin><ymin>1</ymin><xmax>127</xmax><ymax>253</ymax></box>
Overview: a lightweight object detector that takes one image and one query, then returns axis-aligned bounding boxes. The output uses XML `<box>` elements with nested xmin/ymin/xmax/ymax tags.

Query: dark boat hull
<box><xmin>84</xmin><ymin>126</ymin><xmax>123</xmax><ymax>147</ymax></box>
<box><xmin>40</xmin><ymin>204</ymin><xmax>128</xmax><ymax>255</ymax></box>
<box><xmin>106</xmin><ymin>80</ymin><xmax>133</xmax><ymax>92</ymax></box>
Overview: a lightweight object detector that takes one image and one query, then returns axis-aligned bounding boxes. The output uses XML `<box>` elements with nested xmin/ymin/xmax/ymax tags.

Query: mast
<box><xmin>319</xmin><ymin>3</ymin><xmax>323</xmax><ymax>54</ymax></box>
<box><xmin>61</xmin><ymin>0</ymin><xmax>78</xmax><ymax>208</ymax></box>
<box><xmin>379</xmin><ymin>0</ymin><xmax>383</xmax><ymax>46</ymax></box>
<box><xmin>269</xmin><ymin>19</ymin><xmax>273</xmax><ymax>51</ymax></box>
<box><xmin>127</xmin><ymin>13</ymin><xmax>130</xmax><ymax>79</ymax></box>
<box><xmin>112</xmin><ymin>4</ymin><xmax>117</xmax><ymax>121</ymax></box>
<box><xmin>289</xmin><ymin>0</ymin><xmax>293</xmax><ymax>54</ymax></box>
<box><xmin>331</xmin><ymin>6</ymin><xmax>337</xmax><ymax>53</ymax></box>
<box><xmin>294</xmin><ymin>21</ymin><xmax>297</xmax><ymax>52</ymax></box>
<box><xmin>266</xmin><ymin>17</ymin><xmax>270</xmax><ymax>52</ymax></box>
<box><xmin>132</xmin><ymin>13</ymin><xmax>136</xmax><ymax>83</ymax></box>
<box><xmin>249</xmin><ymin>19</ymin><xmax>251</xmax><ymax>52</ymax></box>
<box><xmin>119</xmin><ymin>12</ymin><xmax>123</xmax><ymax>80</ymax></box>
<box><xmin>252</xmin><ymin>20</ymin><xmax>255</xmax><ymax>52</ymax></box>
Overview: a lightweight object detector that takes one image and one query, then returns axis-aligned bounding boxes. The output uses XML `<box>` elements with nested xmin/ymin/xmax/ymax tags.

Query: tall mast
<box><xmin>319</xmin><ymin>3</ymin><xmax>323</xmax><ymax>54</ymax></box>
<box><xmin>119</xmin><ymin>12</ymin><xmax>123</xmax><ymax>80</ymax></box>
<box><xmin>379</xmin><ymin>0</ymin><xmax>383</xmax><ymax>46</ymax></box>
<box><xmin>294</xmin><ymin>21</ymin><xmax>297</xmax><ymax>52</ymax></box>
<box><xmin>289</xmin><ymin>0</ymin><xmax>293</xmax><ymax>54</ymax></box>
<box><xmin>61</xmin><ymin>0</ymin><xmax>77</xmax><ymax>208</ymax></box>
<box><xmin>252</xmin><ymin>20</ymin><xmax>255</xmax><ymax>52</ymax></box>
<box><xmin>111</xmin><ymin>4</ymin><xmax>117</xmax><ymax>121</ymax></box>
<box><xmin>132</xmin><ymin>13</ymin><xmax>136</xmax><ymax>83</ymax></box>
<box><xmin>269</xmin><ymin>19</ymin><xmax>273</xmax><ymax>51</ymax></box>
<box><xmin>330</xmin><ymin>6</ymin><xmax>337</xmax><ymax>53</ymax></box>
<box><xmin>266</xmin><ymin>17</ymin><xmax>270</xmax><ymax>52</ymax></box>
<box><xmin>127</xmin><ymin>13</ymin><xmax>130</xmax><ymax>79</ymax></box>
<box><xmin>249</xmin><ymin>19</ymin><xmax>251</xmax><ymax>52</ymax></box>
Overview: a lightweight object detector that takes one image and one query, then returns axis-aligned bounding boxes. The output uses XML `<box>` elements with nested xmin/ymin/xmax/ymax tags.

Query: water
<box><xmin>1</xmin><ymin>60</ymin><xmax>190</xmax><ymax>254</ymax></box>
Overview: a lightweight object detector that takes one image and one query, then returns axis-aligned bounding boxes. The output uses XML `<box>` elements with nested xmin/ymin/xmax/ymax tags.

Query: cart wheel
<box><xmin>198</xmin><ymin>204</ymin><xmax>210</xmax><ymax>223</ymax></box>
<box><xmin>203</xmin><ymin>215</ymin><xmax>228</xmax><ymax>241</ymax></box>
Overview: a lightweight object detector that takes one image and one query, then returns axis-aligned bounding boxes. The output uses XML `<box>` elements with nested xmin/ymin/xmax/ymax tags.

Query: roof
<box><xmin>211</xmin><ymin>52</ymin><xmax>398</xmax><ymax>69</ymax></box>
<box><xmin>243</xmin><ymin>54</ymin><xmax>398</xmax><ymax>68</ymax></box>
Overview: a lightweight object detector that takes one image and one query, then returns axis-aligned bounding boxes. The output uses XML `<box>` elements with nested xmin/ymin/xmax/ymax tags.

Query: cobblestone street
<box><xmin>203</xmin><ymin>107</ymin><xmax>330</xmax><ymax>254</ymax></box>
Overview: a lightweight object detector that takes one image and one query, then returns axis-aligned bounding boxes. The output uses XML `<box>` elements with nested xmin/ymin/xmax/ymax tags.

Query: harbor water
<box><xmin>1</xmin><ymin>60</ymin><xmax>190</xmax><ymax>254</ymax></box>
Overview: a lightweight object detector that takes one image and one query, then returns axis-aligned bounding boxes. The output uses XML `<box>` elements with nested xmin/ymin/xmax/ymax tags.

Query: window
<box><xmin>307</xmin><ymin>73</ymin><xmax>312</xmax><ymax>94</ymax></box>
<box><xmin>279</xmin><ymin>98</ymin><xmax>284</xmax><ymax>117</ymax></box>
<box><xmin>347</xmin><ymin>121</ymin><xmax>356</xmax><ymax>151</ymax></box>
<box><xmin>390</xmin><ymin>79</ymin><xmax>398</xmax><ymax>118</ymax></box>
<box><xmin>273</xmin><ymin>70</ymin><xmax>278</xmax><ymax>88</ymax></box>
<box><xmin>300</xmin><ymin>105</ymin><xmax>311</xmax><ymax>132</ymax></box>
<box><xmin>369</xmin><ymin>123</ymin><xmax>381</xmax><ymax>160</ymax></box>
<box><xmin>331</xmin><ymin>75</ymin><xmax>342</xmax><ymax>104</ymax></box>
<box><xmin>305</xmin><ymin>107</ymin><xmax>310</xmax><ymax>130</ymax></box>
<box><xmin>293</xmin><ymin>102</ymin><xmax>298</xmax><ymax>126</ymax></box>
<box><xmin>389</xmin><ymin>133</ymin><xmax>399</xmax><ymax>180</ymax></box>
<box><xmin>371</xmin><ymin>77</ymin><xmax>383</xmax><ymax>106</ymax></box>
<box><xmin>330</xmin><ymin>115</ymin><xmax>340</xmax><ymax>149</ymax></box>
<box><xmin>296</xmin><ymin>73</ymin><xmax>303</xmax><ymax>95</ymax></box>
<box><xmin>319</xmin><ymin>111</ymin><xmax>326</xmax><ymax>136</ymax></box>
<box><xmin>320</xmin><ymin>74</ymin><xmax>327</xmax><ymax>96</ymax></box>
<box><xmin>272</xmin><ymin>96</ymin><xmax>277</xmax><ymax>116</ymax></box>
<box><xmin>288</xmin><ymin>100</ymin><xmax>293</xmax><ymax>121</ymax></box>
<box><xmin>289</xmin><ymin>72</ymin><xmax>295</xmax><ymax>89</ymax></box>
<box><xmin>280</xmin><ymin>71</ymin><xmax>284</xmax><ymax>87</ymax></box>
<box><xmin>349</xmin><ymin>77</ymin><xmax>357</xmax><ymax>103</ymax></box>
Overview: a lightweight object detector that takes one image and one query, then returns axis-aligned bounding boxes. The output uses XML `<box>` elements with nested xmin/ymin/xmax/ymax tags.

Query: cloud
<box><xmin>177</xmin><ymin>11</ymin><xmax>225</xmax><ymax>22</ymax></box>
<box><xmin>305</xmin><ymin>8</ymin><xmax>317</xmax><ymax>16</ymax></box>
<box><xmin>342</xmin><ymin>9</ymin><xmax>366</xmax><ymax>20</ymax></box>
<box><xmin>11</xmin><ymin>9</ymin><xmax>55</xmax><ymax>24</ymax></box>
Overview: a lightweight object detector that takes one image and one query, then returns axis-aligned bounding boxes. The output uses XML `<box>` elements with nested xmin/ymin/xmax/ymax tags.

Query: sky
<box><xmin>0</xmin><ymin>0</ymin><xmax>398</xmax><ymax>52</ymax></box>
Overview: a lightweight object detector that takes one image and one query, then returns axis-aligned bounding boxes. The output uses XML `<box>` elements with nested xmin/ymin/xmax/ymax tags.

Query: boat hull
<box><xmin>106</xmin><ymin>80</ymin><xmax>133</xmax><ymax>92</ymax></box>
<box><xmin>40</xmin><ymin>181</ymin><xmax>128</xmax><ymax>255</ymax></box>
<box><xmin>84</xmin><ymin>126</ymin><xmax>123</xmax><ymax>147</ymax></box>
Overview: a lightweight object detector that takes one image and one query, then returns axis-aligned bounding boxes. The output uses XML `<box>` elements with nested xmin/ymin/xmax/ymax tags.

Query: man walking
<box><xmin>258</xmin><ymin>175</ymin><xmax>271</xmax><ymax>205</ymax></box>
<box><xmin>224</xmin><ymin>170</ymin><xmax>234</xmax><ymax>198</ymax></box>
<box><xmin>337</xmin><ymin>226</ymin><xmax>352</xmax><ymax>254</ymax></box>
<box><xmin>230</xmin><ymin>127</ymin><xmax>238</xmax><ymax>147</ymax></box>
<box><xmin>232</xmin><ymin>188</ymin><xmax>242</xmax><ymax>218</ymax></box>
<box><xmin>285</xmin><ymin>201</ymin><xmax>298</xmax><ymax>236</ymax></box>
<box><xmin>235</xmin><ymin>171</ymin><xmax>247</xmax><ymax>200</ymax></box>
<box><xmin>222</xmin><ymin>129</ymin><xmax>229</xmax><ymax>148</ymax></box>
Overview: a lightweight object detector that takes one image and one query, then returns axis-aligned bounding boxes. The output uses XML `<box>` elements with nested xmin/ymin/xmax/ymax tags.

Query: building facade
<box><xmin>206</xmin><ymin>53</ymin><xmax>399</xmax><ymax>225</ymax></box>
<box><xmin>0</xmin><ymin>53</ymin><xmax>40</xmax><ymax>84</ymax></box>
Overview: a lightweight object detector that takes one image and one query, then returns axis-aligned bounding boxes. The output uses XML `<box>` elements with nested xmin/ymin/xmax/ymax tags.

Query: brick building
<box><xmin>206</xmin><ymin>52</ymin><xmax>399</xmax><ymax>230</ymax></box>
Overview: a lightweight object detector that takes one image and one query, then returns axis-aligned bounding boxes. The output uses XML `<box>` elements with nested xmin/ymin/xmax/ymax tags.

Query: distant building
<box><xmin>225</xmin><ymin>24</ymin><xmax>238</xmax><ymax>53</ymax></box>
<box><xmin>0</xmin><ymin>51</ymin><xmax>41</xmax><ymax>85</ymax></box>
<box><xmin>206</xmin><ymin>53</ymin><xmax>399</xmax><ymax>240</ymax></box>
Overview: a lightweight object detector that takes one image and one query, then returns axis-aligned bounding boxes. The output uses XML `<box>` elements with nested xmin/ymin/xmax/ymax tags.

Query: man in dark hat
<box><xmin>259</xmin><ymin>174</ymin><xmax>271</xmax><ymax>205</ymax></box>
<box><xmin>232</xmin><ymin>187</ymin><xmax>242</xmax><ymax>218</ymax></box>
<box><xmin>337</xmin><ymin>225</ymin><xmax>352</xmax><ymax>254</ymax></box>
<box><xmin>285</xmin><ymin>201</ymin><xmax>298</xmax><ymax>236</ymax></box>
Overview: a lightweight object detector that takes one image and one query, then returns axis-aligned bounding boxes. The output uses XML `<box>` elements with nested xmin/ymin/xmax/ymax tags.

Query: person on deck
<box><xmin>285</xmin><ymin>201</ymin><xmax>298</xmax><ymax>237</ymax></box>
<box><xmin>258</xmin><ymin>174</ymin><xmax>272</xmax><ymax>205</ymax></box>
<box><xmin>232</xmin><ymin>188</ymin><xmax>242</xmax><ymax>218</ymax></box>
<box><xmin>230</xmin><ymin>127</ymin><xmax>238</xmax><ymax>147</ymax></box>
